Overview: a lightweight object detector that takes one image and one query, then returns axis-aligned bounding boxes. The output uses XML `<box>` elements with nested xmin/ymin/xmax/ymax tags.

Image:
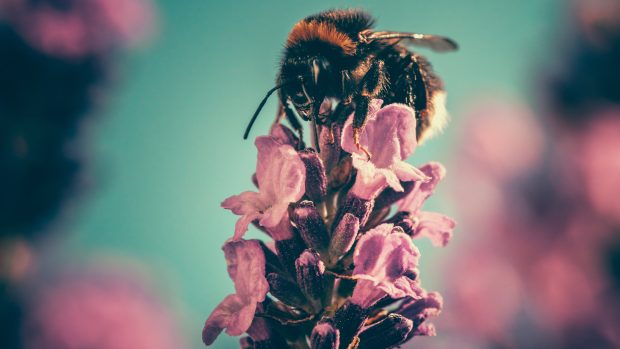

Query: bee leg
<box><xmin>352</xmin><ymin>96</ymin><xmax>372</xmax><ymax>160</ymax></box>
<box><xmin>353</xmin><ymin>60</ymin><xmax>386</xmax><ymax>160</ymax></box>
<box><xmin>328</xmin><ymin>123</ymin><xmax>336</xmax><ymax>144</ymax></box>
<box><xmin>351</xmin><ymin>59</ymin><xmax>386</xmax><ymax>160</ymax></box>
<box><xmin>281</xmin><ymin>99</ymin><xmax>305</xmax><ymax>148</ymax></box>
<box><xmin>333</xmin><ymin>101</ymin><xmax>354</xmax><ymax>125</ymax></box>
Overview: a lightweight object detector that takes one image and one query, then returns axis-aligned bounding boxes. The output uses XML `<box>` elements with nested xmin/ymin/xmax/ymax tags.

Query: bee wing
<box><xmin>363</xmin><ymin>31</ymin><xmax>458</xmax><ymax>52</ymax></box>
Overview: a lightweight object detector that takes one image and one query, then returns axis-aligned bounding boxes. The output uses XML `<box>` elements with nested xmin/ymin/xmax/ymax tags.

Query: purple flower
<box><xmin>221</xmin><ymin>136</ymin><xmax>306</xmax><ymax>240</ymax></box>
<box><xmin>203</xmin><ymin>240</ymin><xmax>269</xmax><ymax>345</ymax></box>
<box><xmin>396</xmin><ymin>162</ymin><xmax>456</xmax><ymax>246</ymax></box>
<box><xmin>341</xmin><ymin>100</ymin><xmax>429</xmax><ymax>200</ymax></box>
<box><xmin>351</xmin><ymin>224</ymin><xmax>422</xmax><ymax>308</ymax></box>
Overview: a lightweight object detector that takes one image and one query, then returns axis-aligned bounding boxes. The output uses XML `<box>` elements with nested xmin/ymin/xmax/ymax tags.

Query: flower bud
<box><xmin>299</xmin><ymin>149</ymin><xmax>328</xmax><ymax>202</ymax></box>
<box><xmin>290</xmin><ymin>201</ymin><xmax>329</xmax><ymax>252</ymax></box>
<box><xmin>333</xmin><ymin>301</ymin><xmax>368</xmax><ymax>348</ymax></box>
<box><xmin>310</xmin><ymin>321</ymin><xmax>340</xmax><ymax>349</ymax></box>
<box><xmin>328</xmin><ymin>213</ymin><xmax>359</xmax><ymax>264</ymax></box>
<box><xmin>275</xmin><ymin>234</ymin><xmax>307</xmax><ymax>277</ymax></box>
<box><xmin>332</xmin><ymin>195</ymin><xmax>374</xmax><ymax>230</ymax></box>
<box><xmin>357</xmin><ymin>314</ymin><xmax>413</xmax><ymax>349</ymax></box>
<box><xmin>266</xmin><ymin>273</ymin><xmax>307</xmax><ymax>309</ymax></box>
<box><xmin>295</xmin><ymin>250</ymin><xmax>327</xmax><ymax>309</ymax></box>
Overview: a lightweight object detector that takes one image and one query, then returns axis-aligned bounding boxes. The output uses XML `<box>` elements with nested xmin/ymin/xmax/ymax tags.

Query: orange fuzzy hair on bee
<box><xmin>286</xmin><ymin>20</ymin><xmax>357</xmax><ymax>56</ymax></box>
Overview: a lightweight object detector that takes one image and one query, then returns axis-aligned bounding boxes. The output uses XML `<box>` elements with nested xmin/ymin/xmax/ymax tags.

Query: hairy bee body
<box><xmin>244</xmin><ymin>9</ymin><xmax>457</xmax><ymax>149</ymax></box>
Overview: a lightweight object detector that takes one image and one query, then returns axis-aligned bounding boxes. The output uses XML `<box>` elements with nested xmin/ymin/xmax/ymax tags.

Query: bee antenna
<box><xmin>243</xmin><ymin>84</ymin><xmax>285</xmax><ymax>140</ymax></box>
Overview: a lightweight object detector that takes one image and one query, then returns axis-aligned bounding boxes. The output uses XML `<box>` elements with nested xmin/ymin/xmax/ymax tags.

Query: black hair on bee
<box><xmin>243</xmin><ymin>9</ymin><xmax>457</xmax><ymax>154</ymax></box>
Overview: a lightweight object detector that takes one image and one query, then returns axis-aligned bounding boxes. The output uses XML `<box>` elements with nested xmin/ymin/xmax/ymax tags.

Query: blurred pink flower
<box><xmin>341</xmin><ymin>100</ymin><xmax>429</xmax><ymax>200</ymax></box>
<box><xmin>351</xmin><ymin>224</ymin><xmax>422</xmax><ymax>308</ymax></box>
<box><xmin>574</xmin><ymin>110</ymin><xmax>620</xmax><ymax>224</ymax></box>
<box><xmin>0</xmin><ymin>0</ymin><xmax>155</xmax><ymax>58</ymax></box>
<box><xmin>222</xmin><ymin>136</ymin><xmax>306</xmax><ymax>240</ymax></box>
<box><xmin>203</xmin><ymin>239</ymin><xmax>269</xmax><ymax>345</ymax></box>
<box><xmin>23</xmin><ymin>264</ymin><xmax>183</xmax><ymax>349</ymax></box>
<box><xmin>459</xmin><ymin>100</ymin><xmax>545</xmax><ymax>181</ymax></box>
<box><xmin>439</xmin><ymin>243</ymin><xmax>523</xmax><ymax>343</ymax></box>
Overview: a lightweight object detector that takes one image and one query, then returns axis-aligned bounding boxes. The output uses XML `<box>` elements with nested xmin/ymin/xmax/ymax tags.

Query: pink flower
<box><xmin>459</xmin><ymin>100</ymin><xmax>544</xmax><ymax>181</ymax></box>
<box><xmin>351</xmin><ymin>224</ymin><xmax>422</xmax><ymax>308</ymax></box>
<box><xmin>397</xmin><ymin>162</ymin><xmax>456</xmax><ymax>246</ymax></box>
<box><xmin>23</xmin><ymin>264</ymin><xmax>184</xmax><ymax>349</ymax></box>
<box><xmin>575</xmin><ymin>111</ymin><xmax>620</xmax><ymax>225</ymax></box>
<box><xmin>1</xmin><ymin>0</ymin><xmax>155</xmax><ymax>58</ymax></box>
<box><xmin>203</xmin><ymin>239</ymin><xmax>269</xmax><ymax>345</ymax></box>
<box><xmin>221</xmin><ymin>136</ymin><xmax>306</xmax><ymax>240</ymax></box>
<box><xmin>341</xmin><ymin>100</ymin><xmax>429</xmax><ymax>200</ymax></box>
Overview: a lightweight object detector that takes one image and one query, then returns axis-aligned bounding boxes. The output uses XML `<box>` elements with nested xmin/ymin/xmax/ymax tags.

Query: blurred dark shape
<box><xmin>0</xmin><ymin>285</ymin><xmax>24</xmax><ymax>349</ymax></box>
<box><xmin>548</xmin><ymin>0</ymin><xmax>620</xmax><ymax>123</ymax></box>
<box><xmin>0</xmin><ymin>22</ymin><xmax>104</xmax><ymax>238</ymax></box>
<box><xmin>0</xmin><ymin>0</ymin><xmax>154</xmax><ymax>239</ymax></box>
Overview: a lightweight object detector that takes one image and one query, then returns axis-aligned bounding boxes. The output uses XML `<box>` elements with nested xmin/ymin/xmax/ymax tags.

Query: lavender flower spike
<box><xmin>222</xmin><ymin>136</ymin><xmax>306</xmax><ymax>241</ymax></box>
<box><xmin>206</xmin><ymin>98</ymin><xmax>455</xmax><ymax>348</ymax></box>
<box><xmin>203</xmin><ymin>240</ymin><xmax>269</xmax><ymax>345</ymax></box>
<box><xmin>351</xmin><ymin>224</ymin><xmax>422</xmax><ymax>308</ymax></box>
<box><xmin>342</xmin><ymin>100</ymin><xmax>430</xmax><ymax>200</ymax></box>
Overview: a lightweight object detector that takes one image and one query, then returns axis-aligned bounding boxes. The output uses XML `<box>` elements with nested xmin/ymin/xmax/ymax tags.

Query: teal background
<box><xmin>58</xmin><ymin>1</ymin><xmax>562</xmax><ymax>347</ymax></box>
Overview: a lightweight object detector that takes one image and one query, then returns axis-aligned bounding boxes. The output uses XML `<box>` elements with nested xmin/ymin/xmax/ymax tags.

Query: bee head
<box><xmin>282</xmin><ymin>57</ymin><xmax>333</xmax><ymax>122</ymax></box>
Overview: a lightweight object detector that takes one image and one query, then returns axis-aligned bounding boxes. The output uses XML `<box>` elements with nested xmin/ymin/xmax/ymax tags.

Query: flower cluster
<box><xmin>204</xmin><ymin>100</ymin><xmax>455</xmax><ymax>348</ymax></box>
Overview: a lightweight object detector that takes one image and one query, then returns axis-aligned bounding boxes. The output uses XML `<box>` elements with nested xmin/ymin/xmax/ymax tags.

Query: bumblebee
<box><xmin>243</xmin><ymin>9</ymin><xmax>457</xmax><ymax>153</ymax></box>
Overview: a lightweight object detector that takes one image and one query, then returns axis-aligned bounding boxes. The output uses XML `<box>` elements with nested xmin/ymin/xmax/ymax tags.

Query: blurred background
<box><xmin>2</xmin><ymin>0</ymin><xmax>619</xmax><ymax>348</ymax></box>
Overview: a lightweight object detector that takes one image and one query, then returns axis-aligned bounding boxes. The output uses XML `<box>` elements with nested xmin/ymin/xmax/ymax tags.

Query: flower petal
<box><xmin>255</xmin><ymin>136</ymin><xmax>306</xmax><ymax>205</ymax></box>
<box><xmin>342</xmin><ymin>102</ymin><xmax>423</xmax><ymax>202</ymax></box>
<box><xmin>203</xmin><ymin>294</ymin><xmax>253</xmax><ymax>345</ymax></box>
<box><xmin>221</xmin><ymin>191</ymin><xmax>263</xmax><ymax>216</ymax></box>
<box><xmin>414</xmin><ymin>211</ymin><xmax>456</xmax><ymax>247</ymax></box>
<box><xmin>392</xmin><ymin>161</ymin><xmax>430</xmax><ymax>183</ymax></box>
<box><xmin>397</xmin><ymin>162</ymin><xmax>446</xmax><ymax>214</ymax></box>
<box><xmin>223</xmin><ymin>240</ymin><xmax>269</xmax><ymax>301</ymax></box>
<box><xmin>232</xmin><ymin>212</ymin><xmax>262</xmax><ymax>241</ymax></box>
<box><xmin>352</xmin><ymin>224</ymin><xmax>421</xmax><ymax>308</ymax></box>
<box><xmin>349</xmin><ymin>156</ymin><xmax>389</xmax><ymax>200</ymax></box>
<box><xmin>258</xmin><ymin>202</ymin><xmax>288</xmax><ymax>228</ymax></box>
